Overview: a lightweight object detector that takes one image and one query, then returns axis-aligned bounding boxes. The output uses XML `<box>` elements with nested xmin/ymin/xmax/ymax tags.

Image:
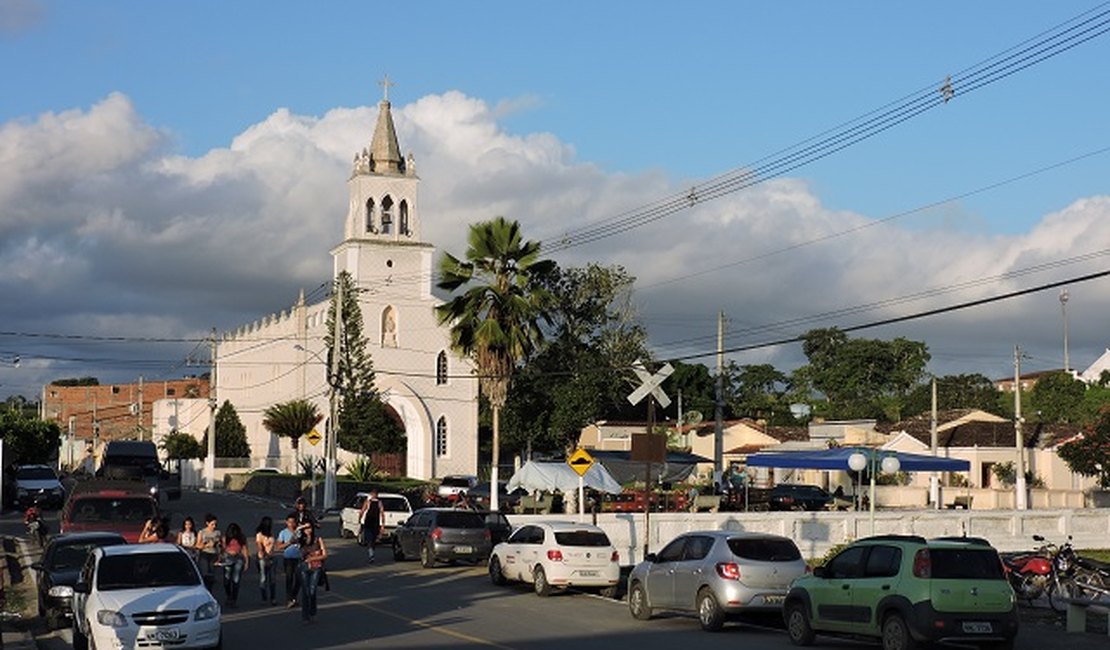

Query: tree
<box><xmin>902</xmin><ymin>373</ymin><xmax>1003</xmax><ymax>417</ymax></box>
<box><xmin>0</xmin><ymin>410</ymin><xmax>62</xmax><ymax>465</ymax></box>
<box><xmin>325</xmin><ymin>270</ymin><xmax>402</xmax><ymax>454</ymax></box>
<box><xmin>729</xmin><ymin>363</ymin><xmax>791</xmax><ymax>423</ymax></box>
<box><xmin>1029</xmin><ymin>371</ymin><xmax>1086</xmax><ymax>423</ymax></box>
<box><xmin>50</xmin><ymin>377</ymin><xmax>99</xmax><ymax>387</ymax></box>
<box><xmin>436</xmin><ymin>216</ymin><xmax>555</xmax><ymax>510</ymax></box>
<box><xmin>262</xmin><ymin>399</ymin><xmax>322</xmax><ymax>468</ymax></box>
<box><xmin>201</xmin><ymin>400</ymin><xmax>251</xmax><ymax>458</ymax></box>
<box><xmin>160</xmin><ymin>431</ymin><xmax>205</xmax><ymax>460</ymax></box>
<box><xmin>1057</xmin><ymin>410</ymin><xmax>1110</xmax><ymax>488</ymax></box>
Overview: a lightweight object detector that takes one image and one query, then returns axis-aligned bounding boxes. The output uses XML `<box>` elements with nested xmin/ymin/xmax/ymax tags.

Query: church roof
<box><xmin>369</xmin><ymin>98</ymin><xmax>404</xmax><ymax>175</ymax></box>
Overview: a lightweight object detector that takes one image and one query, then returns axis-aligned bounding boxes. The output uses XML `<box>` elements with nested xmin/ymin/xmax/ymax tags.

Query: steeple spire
<box><xmin>368</xmin><ymin>76</ymin><xmax>403</xmax><ymax>175</ymax></box>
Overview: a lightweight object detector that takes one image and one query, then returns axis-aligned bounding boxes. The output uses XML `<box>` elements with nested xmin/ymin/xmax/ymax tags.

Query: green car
<box><xmin>784</xmin><ymin>535</ymin><xmax>1018</xmax><ymax>650</ymax></box>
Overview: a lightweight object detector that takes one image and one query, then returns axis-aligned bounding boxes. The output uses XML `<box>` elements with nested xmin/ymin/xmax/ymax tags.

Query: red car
<box><xmin>60</xmin><ymin>481</ymin><xmax>159</xmax><ymax>544</ymax></box>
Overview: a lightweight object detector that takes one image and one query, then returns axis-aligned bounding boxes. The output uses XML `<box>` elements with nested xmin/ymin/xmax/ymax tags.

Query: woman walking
<box><xmin>255</xmin><ymin>516</ymin><xmax>277</xmax><ymax>605</ymax></box>
<box><xmin>298</xmin><ymin>524</ymin><xmax>327</xmax><ymax>623</ymax></box>
<box><xmin>177</xmin><ymin>517</ymin><xmax>198</xmax><ymax>561</ymax></box>
<box><xmin>222</xmin><ymin>522</ymin><xmax>250</xmax><ymax>607</ymax></box>
<box><xmin>195</xmin><ymin>514</ymin><xmax>223</xmax><ymax>591</ymax></box>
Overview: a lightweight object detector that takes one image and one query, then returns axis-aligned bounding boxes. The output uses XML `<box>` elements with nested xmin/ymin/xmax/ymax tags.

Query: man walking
<box><xmin>275</xmin><ymin>514</ymin><xmax>301</xmax><ymax>608</ymax></box>
<box><xmin>359</xmin><ymin>489</ymin><xmax>385</xmax><ymax>562</ymax></box>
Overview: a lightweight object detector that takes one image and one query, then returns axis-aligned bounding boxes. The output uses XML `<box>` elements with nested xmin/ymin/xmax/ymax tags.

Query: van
<box><xmin>97</xmin><ymin>440</ymin><xmax>181</xmax><ymax>502</ymax></box>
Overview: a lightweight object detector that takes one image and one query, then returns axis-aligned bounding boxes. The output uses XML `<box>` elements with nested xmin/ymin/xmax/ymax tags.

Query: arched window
<box><xmin>399</xmin><ymin>200</ymin><xmax>410</xmax><ymax>235</ymax></box>
<box><xmin>435</xmin><ymin>416</ymin><xmax>448</xmax><ymax>457</ymax></box>
<box><xmin>436</xmin><ymin>351</ymin><xmax>448</xmax><ymax>385</ymax></box>
<box><xmin>381</xmin><ymin>195</ymin><xmax>394</xmax><ymax>234</ymax></box>
<box><xmin>381</xmin><ymin>306</ymin><xmax>397</xmax><ymax>348</ymax></box>
<box><xmin>365</xmin><ymin>198</ymin><xmax>376</xmax><ymax>233</ymax></box>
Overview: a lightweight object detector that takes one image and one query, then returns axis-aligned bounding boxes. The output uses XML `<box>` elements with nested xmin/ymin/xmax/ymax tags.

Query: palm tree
<box><xmin>436</xmin><ymin>216</ymin><xmax>554</xmax><ymax>511</ymax></box>
<box><xmin>262</xmin><ymin>399</ymin><xmax>323</xmax><ymax>472</ymax></box>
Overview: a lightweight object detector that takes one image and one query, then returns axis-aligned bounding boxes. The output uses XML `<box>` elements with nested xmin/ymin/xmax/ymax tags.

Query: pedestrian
<box><xmin>275</xmin><ymin>514</ymin><xmax>301</xmax><ymax>608</ymax></box>
<box><xmin>138</xmin><ymin>515</ymin><xmax>162</xmax><ymax>543</ymax></box>
<box><xmin>297</xmin><ymin>523</ymin><xmax>327</xmax><ymax>623</ymax></box>
<box><xmin>359</xmin><ymin>489</ymin><xmax>385</xmax><ymax>563</ymax></box>
<box><xmin>255</xmin><ymin>516</ymin><xmax>277</xmax><ymax>605</ymax></box>
<box><xmin>177</xmin><ymin>516</ymin><xmax>198</xmax><ymax>561</ymax></box>
<box><xmin>222</xmin><ymin>522</ymin><xmax>249</xmax><ymax>607</ymax></box>
<box><xmin>292</xmin><ymin>496</ymin><xmax>329</xmax><ymax>591</ymax></box>
<box><xmin>195</xmin><ymin>514</ymin><xmax>223</xmax><ymax>592</ymax></box>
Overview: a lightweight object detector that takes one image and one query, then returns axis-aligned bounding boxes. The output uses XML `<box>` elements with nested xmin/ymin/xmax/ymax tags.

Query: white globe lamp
<box><xmin>881</xmin><ymin>456</ymin><xmax>901</xmax><ymax>474</ymax></box>
<box><xmin>848</xmin><ymin>452</ymin><xmax>867</xmax><ymax>472</ymax></box>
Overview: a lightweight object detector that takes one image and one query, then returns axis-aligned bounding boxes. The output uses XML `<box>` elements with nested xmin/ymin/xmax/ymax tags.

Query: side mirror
<box><xmin>73</xmin><ymin>581</ymin><xmax>89</xmax><ymax>594</ymax></box>
<box><xmin>645</xmin><ymin>553</ymin><xmax>657</xmax><ymax>563</ymax></box>
<box><xmin>813</xmin><ymin>566</ymin><xmax>828</xmax><ymax>578</ymax></box>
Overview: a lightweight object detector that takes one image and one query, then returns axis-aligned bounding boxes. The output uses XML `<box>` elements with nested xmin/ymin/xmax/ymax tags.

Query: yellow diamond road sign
<box><xmin>306</xmin><ymin>429</ymin><xmax>322</xmax><ymax>446</ymax></box>
<box><xmin>567</xmin><ymin>448</ymin><xmax>594</xmax><ymax>477</ymax></box>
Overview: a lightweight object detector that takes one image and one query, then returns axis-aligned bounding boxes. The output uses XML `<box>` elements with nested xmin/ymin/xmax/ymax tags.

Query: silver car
<box><xmin>627</xmin><ymin>531</ymin><xmax>807</xmax><ymax>631</ymax></box>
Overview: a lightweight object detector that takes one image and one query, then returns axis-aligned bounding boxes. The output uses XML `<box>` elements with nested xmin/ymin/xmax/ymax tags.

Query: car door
<box><xmin>643</xmin><ymin>537</ymin><xmax>688</xmax><ymax>609</ymax></box>
<box><xmin>399</xmin><ymin>512</ymin><xmax>427</xmax><ymax>556</ymax></box>
<box><xmin>671</xmin><ymin>535</ymin><xmax>714</xmax><ymax>611</ymax></box>
<box><xmin>852</xmin><ymin>544</ymin><xmax>903</xmax><ymax>632</ymax></box>
<box><xmin>72</xmin><ymin>552</ymin><xmax>96</xmax><ymax>634</ymax></box>
<box><xmin>500</xmin><ymin>526</ymin><xmax>530</xmax><ymax>581</ymax></box>
<box><xmin>518</xmin><ymin>526</ymin><xmax>544</xmax><ymax>581</ymax></box>
<box><xmin>812</xmin><ymin>545</ymin><xmax>867</xmax><ymax>633</ymax></box>
<box><xmin>343</xmin><ymin>494</ymin><xmax>367</xmax><ymax>536</ymax></box>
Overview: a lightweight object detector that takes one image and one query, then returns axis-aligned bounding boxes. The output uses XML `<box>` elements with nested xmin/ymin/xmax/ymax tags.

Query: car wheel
<box><xmin>489</xmin><ymin>556</ymin><xmax>506</xmax><ymax>586</ymax></box>
<box><xmin>420</xmin><ymin>543</ymin><xmax>436</xmax><ymax>568</ymax></box>
<box><xmin>533</xmin><ymin>565</ymin><xmax>552</xmax><ymax>597</ymax></box>
<box><xmin>392</xmin><ymin>539</ymin><xmax>405</xmax><ymax>561</ymax></box>
<box><xmin>697</xmin><ymin>588</ymin><xmax>725</xmax><ymax>632</ymax></box>
<box><xmin>786</xmin><ymin>602</ymin><xmax>816</xmax><ymax>646</ymax></box>
<box><xmin>628</xmin><ymin>582</ymin><xmax>653</xmax><ymax>620</ymax></box>
<box><xmin>881</xmin><ymin>613</ymin><xmax>918</xmax><ymax>650</ymax></box>
<box><xmin>599</xmin><ymin>585</ymin><xmax>619</xmax><ymax>599</ymax></box>
<box><xmin>73</xmin><ymin>620</ymin><xmax>89</xmax><ymax>650</ymax></box>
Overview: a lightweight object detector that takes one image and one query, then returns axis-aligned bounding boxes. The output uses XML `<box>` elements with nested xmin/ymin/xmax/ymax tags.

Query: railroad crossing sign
<box><xmin>306</xmin><ymin>429</ymin><xmax>322</xmax><ymax>446</ymax></box>
<box><xmin>567</xmin><ymin>448</ymin><xmax>595</xmax><ymax>477</ymax></box>
<box><xmin>627</xmin><ymin>360</ymin><xmax>673</xmax><ymax>408</ymax></box>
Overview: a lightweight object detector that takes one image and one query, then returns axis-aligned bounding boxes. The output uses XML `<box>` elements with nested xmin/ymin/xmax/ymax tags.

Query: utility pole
<box><xmin>1013</xmin><ymin>345</ymin><xmax>1028</xmax><ymax>510</ymax></box>
<box><xmin>1060</xmin><ymin>289</ymin><xmax>1070</xmax><ymax>372</ymax></box>
<box><xmin>325</xmin><ymin>278</ymin><xmax>343</xmax><ymax>511</ymax></box>
<box><xmin>137</xmin><ymin>375</ymin><xmax>144</xmax><ymax>441</ymax></box>
<box><xmin>206</xmin><ymin>329</ymin><xmax>217</xmax><ymax>492</ymax></box>
<box><xmin>713</xmin><ymin>310</ymin><xmax>724</xmax><ymax>476</ymax></box>
<box><xmin>930</xmin><ymin>377</ymin><xmax>939</xmax><ymax>509</ymax></box>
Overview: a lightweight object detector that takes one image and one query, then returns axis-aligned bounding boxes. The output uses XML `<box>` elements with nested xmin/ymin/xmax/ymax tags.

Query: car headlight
<box><xmin>149</xmin><ymin>486</ymin><xmax>158</xmax><ymax>496</ymax></box>
<box><xmin>47</xmin><ymin>585</ymin><xmax>74</xmax><ymax>598</ymax></box>
<box><xmin>96</xmin><ymin>610</ymin><xmax>128</xmax><ymax>627</ymax></box>
<box><xmin>195</xmin><ymin>600</ymin><xmax>220</xmax><ymax>621</ymax></box>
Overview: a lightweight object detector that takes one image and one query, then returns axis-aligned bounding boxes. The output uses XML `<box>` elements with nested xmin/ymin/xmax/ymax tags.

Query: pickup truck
<box><xmin>95</xmin><ymin>440</ymin><xmax>181</xmax><ymax>503</ymax></box>
<box><xmin>61</xmin><ymin>480</ymin><xmax>160</xmax><ymax>543</ymax></box>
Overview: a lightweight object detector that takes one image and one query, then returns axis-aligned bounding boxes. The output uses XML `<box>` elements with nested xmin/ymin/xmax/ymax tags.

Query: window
<box><xmin>656</xmin><ymin>537</ymin><xmax>687</xmax><ymax>563</ymax></box>
<box><xmin>864</xmin><ymin>545</ymin><xmax>902</xmax><ymax>578</ymax></box>
<box><xmin>554</xmin><ymin>530</ymin><xmax>611</xmax><ymax>547</ymax></box>
<box><xmin>381</xmin><ymin>306</ymin><xmax>397</xmax><ymax>347</ymax></box>
<box><xmin>727</xmin><ymin>537</ymin><xmax>802</xmax><ymax>562</ymax></box>
<box><xmin>436</xmin><ymin>351</ymin><xmax>448</xmax><ymax>385</ymax></box>
<box><xmin>826</xmin><ymin>546</ymin><xmax>867</xmax><ymax>579</ymax></box>
<box><xmin>166</xmin><ymin>388</ymin><xmax>176</xmax><ymax>396</ymax></box>
<box><xmin>682</xmin><ymin>536</ymin><xmax>714</xmax><ymax>561</ymax></box>
<box><xmin>365</xmin><ymin>198</ymin><xmax>376</xmax><ymax>233</ymax></box>
<box><xmin>111</xmin><ymin>386</ymin><xmax>120</xmax><ymax>394</ymax></box>
<box><xmin>381</xmin><ymin>196</ymin><xmax>393</xmax><ymax>234</ymax></box>
<box><xmin>399</xmin><ymin>200</ymin><xmax>409</xmax><ymax>235</ymax></box>
<box><xmin>435</xmin><ymin>416</ymin><xmax>448</xmax><ymax>457</ymax></box>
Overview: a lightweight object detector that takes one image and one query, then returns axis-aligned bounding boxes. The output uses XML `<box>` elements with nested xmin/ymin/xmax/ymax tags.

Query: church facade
<box><xmin>214</xmin><ymin>93</ymin><xmax>479</xmax><ymax>479</ymax></box>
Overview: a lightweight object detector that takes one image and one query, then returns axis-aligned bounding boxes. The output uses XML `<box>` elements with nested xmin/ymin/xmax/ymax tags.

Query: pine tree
<box><xmin>201</xmin><ymin>400</ymin><xmax>251</xmax><ymax>458</ymax></box>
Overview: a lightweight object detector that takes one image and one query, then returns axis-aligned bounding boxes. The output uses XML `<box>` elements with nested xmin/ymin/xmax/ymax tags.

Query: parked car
<box><xmin>96</xmin><ymin>440</ymin><xmax>182</xmax><ymax>503</ymax></box>
<box><xmin>72</xmin><ymin>543</ymin><xmax>221</xmax><ymax>650</ymax></box>
<box><xmin>489</xmin><ymin>521</ymin><xmax>620</xmax><ymax>598</ymax></box>
<box><xmin>467</xmin><ymin>481</ymin><xmax>524</xmax><ymax>511</ymax></box>
<box><xmin>339</xmin><ymin>492</ymin><xmax>414</xmax><ymax>543</ymax></box>
<box><xmin>768</xmin><ymin>484</ymin><xmax>833</xmax><ymax>511</ymax></box>
<box><xmin>392</xmin><ymin>508</ymin><xmax>492</xmax><ymax>567</ymax></box>
<box><xmin>784</xmin><ymin>534</ymin><xmax>1018</xmax><ymax>650</ymax></box>
<box><xmin>7</xmin><ymin>464</ymin><xmax>66</xmax><ymax>509</ymax></box>
<box><xmin>480</xmin><ymin>511</ymin><xmax>513</xmax><ymax>545</ymax></box>
<box><xmin>31</xmin><ymin>532</ymin><xmax>127</xmax><ymax>629</ymax></box>
<box><xmin>437</xmin><ymin>475</ymin><xmax>479</xmax><ymax>499</ymax></box>
<box><xmin>628</xmin><ymin>531</ymin><xmax>807</xmax><ymax>631</ymax></box>
<box><xmin>61</xmin><ymin>481</ymin><xmax>160</xmax><ymax>543</ymax></box>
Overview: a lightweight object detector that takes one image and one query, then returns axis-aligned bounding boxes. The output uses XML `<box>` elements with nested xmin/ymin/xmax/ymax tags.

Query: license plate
<box><xmin>764</xmin><ymin>595</ymin><xmax>785</xmax><ymax>605</ymax></box>
<box><xmin>579</xmin><ymin>570</ymin><xmax>599</xmax><ymax>577</ymax></box>
<box><xmin>962</xmin><ymin>622</ymin><xmax>992</xmax><ymax>634</ymax></box>
<box><xmin>455</xmin><ymin>545</ymin><xmax>473</xmax><ymax>554</ymax></box>
<box><xmin>146</xmin><ymin>628</ymin><xmax>180</xmax><ymax>641</ymax></box>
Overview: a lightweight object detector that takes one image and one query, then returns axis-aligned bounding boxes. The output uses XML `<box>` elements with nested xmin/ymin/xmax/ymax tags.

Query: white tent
<box><xmin>506</xmin><ymin>461</ymin><xmax>623</xmax><ymax>495</ymax></box>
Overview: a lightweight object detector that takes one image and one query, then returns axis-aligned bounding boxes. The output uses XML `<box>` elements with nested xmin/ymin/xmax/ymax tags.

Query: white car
<box><xmin>339</xmin><ymin>492</ymin><xmax>413</xmax><ymax>543</ymax></box>
<box><xmin>437</xmin><ymin>475</ymin><xmax>479</xmax><ymax>499</ymax></box>
<box><xmin>488</xmin><ymin>521</ymin><xmax>621</xmax><ymax>598</ymax></box>
<box><xmin>72</xmin><ymin>543</ymin><xmax>221</xmax><ymax>650</ymax></box>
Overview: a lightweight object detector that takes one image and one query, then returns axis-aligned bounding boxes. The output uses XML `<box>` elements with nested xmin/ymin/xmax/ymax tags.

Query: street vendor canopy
<box><xmin>506</xmin><ymin>461</ymin><xmax>624</xmax><ymax>495</ymax></box>
<box><xmin>744</xmin><ymin>447</ymin><xmax>970</xmax><ymax>472</ymax></box>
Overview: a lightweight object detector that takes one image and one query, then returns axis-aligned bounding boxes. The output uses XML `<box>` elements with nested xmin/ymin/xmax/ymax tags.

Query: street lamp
<box><xmin>294</xmin><ymin>344</ymin><xmax>338</xmax><ymax>512</ymax></box>
<box><xmin>848</xmin><ymin>449</ymin><xmax>901</xmax><ymax>536</ymax></box>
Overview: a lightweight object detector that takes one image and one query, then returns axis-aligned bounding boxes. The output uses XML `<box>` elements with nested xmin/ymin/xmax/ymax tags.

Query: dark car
<box><xmin>480</xmin><ymin>511</ymin><xmax>513</xmax><ymax>545</ymax></box>
<box><xmin>8</xmin><ymin>464</ymin><xmax>66</xmax><ymax>509</ymax></box>
<box><xmin>392</xmin><ymin>508</ymin><xmax>493</xmax><ymax>567</ymax></box>
<box><xmin>467</xmin><ymin>481</ymin><xmax>525</xmax><ymax>512</ymax></box>
<box><xmin>768</xmin><ymin>484</ymin><xmax>833</xmax><ymax>511</ymax></box>
<box><xmin>31</xmin><ymin>532</ymin><xmax>127</xmax><ymax>629</ymax></box>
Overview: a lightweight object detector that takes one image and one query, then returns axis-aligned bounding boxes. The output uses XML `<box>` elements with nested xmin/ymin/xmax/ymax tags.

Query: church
<box><xmin>214</xmin><ymin>88</ymin><xmax>479</xmax><ymax>479</ymax></box>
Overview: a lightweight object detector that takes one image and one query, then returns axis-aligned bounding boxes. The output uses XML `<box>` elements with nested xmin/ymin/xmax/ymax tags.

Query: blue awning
<box><xmin>744</xmin><ymin>447</ymin><xmax>969</xmax><ymax>472</ymax></box>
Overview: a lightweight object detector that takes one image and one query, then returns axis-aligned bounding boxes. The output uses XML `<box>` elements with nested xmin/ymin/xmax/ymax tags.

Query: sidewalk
<box><xmin>1</xmin><ymin>627</ymin><xmax>36</xmax><ymax>649</ymax></box>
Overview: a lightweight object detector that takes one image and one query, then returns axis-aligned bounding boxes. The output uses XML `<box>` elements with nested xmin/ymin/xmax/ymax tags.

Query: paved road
<box><xmin>6</xmin><ymin>491</ymin><xmax>1108</xmax><ymax>650</ymax></box>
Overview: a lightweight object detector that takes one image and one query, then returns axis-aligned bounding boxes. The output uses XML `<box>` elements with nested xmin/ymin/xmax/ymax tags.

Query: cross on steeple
<box><xmin>378</xmin><ymin>74</ymin><xmax>395</xmax><ymax>102</ymax></box>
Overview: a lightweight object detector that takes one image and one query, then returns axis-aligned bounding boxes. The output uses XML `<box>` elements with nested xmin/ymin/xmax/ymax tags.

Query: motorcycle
<box><xmin>23</xmin><ymin>506</ymin><xmax>48</xmax><ymax>547</ymax></box>
<box><xmin>1000</xmin><ymin>535</ymin><xmax>1055</xmax><ymax>602</ymax></box>
<box><xmin>1049</xmin><ymin>535</ymin><xmax>1110</xmax><ymax>606</ymax></box>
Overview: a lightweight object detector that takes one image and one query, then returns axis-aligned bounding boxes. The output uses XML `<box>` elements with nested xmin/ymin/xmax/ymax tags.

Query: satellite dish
<box><xmin>684</xmin><ymin>410</ymin><xmax>704</xmax><ymax>425</ymax></box>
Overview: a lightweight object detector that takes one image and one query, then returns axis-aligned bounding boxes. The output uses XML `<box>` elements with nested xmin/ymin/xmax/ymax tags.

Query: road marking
<box><xmin>329</xmin><ymin>590</ymin><xmax>518</xmax><ymax>649</ymax></box>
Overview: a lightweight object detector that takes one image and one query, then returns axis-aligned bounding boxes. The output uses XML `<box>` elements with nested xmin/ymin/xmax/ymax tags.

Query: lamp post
<box><xmin>294</xmin><ymin>344</ymin><xmax>337</xmax><ymax>511</ymax></box>
<box><xmin>848</xmin><ymin>449</ymin><xmax>901</xmax><ymax>536</ymax></box>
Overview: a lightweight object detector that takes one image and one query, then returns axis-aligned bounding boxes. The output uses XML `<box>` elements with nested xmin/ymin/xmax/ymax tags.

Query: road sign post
<box><xmin>567</xmin><ymin>448</ymin><xmax>595</xmax><ymax>518</ymax></box>
<box><xmin>627</xmin><ymin>360</ymin><xmax>673</xmax><ymax>560</ymax></box>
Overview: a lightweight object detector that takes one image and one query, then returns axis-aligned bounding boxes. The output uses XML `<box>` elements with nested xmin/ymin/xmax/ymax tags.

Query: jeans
<box><xmin>283</xmin><ymin>556</ymin><xmax>300</xmax><ymax>603</ymax></box>
<box><xmin>198</xmin><ymin>552</ymin><xmax>219</xmax><ymax>591</ymax></box>
<box><xmin>258</xmin><ymin>557</ymin><xmax>276</xmax><ymax>603</ymax></box>
<box><xmin>223</xmin><ymin>556</ymin><xmax>245</xmax><ymax>603</ymax></box>
<box><xmin>299</xmin><ymin>565</ymin><xmax>322</xmax><ymax>620</ymax></box>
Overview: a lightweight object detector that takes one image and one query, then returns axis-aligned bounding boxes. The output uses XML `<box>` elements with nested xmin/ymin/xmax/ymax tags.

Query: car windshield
<box><xmin>380</xmin><ymin>497</ymin><xmax>408</xmax><ymax>512</ymax></box>
<box><xmin>50</xmin><ymin>540</ymin><xmax>123</xmax><ymax>571</ymax></box>
<box><xmin>97</xmin><ymin>552</ymin><xmax>200</xmax><ymax>590</ymax></box>
<box><xmin>727</xmin><ymin>537</ymin><xmax>802</xmax><ymax>561</ymax></box>
<box><xmin>930</xmin><ymin>548</ymin><xmax>1005</xmax><ymax>580</ymax></box>
<box><xmin>553</xmin><ymin>531</ymin><xmax>610</xmax><ymax>547</ymax></box>
<box><xmin>435</xmin><ymin>512</ymin><xmax>484</xmax><ymax>528</ymax></box>
<box><xmin>17</xmin><ymin>467</ymin><xmax>57</xmax><ymax>481</ymax></box>
<box><xmin>72</xmin><ymin>498</ymin><xmax>155</xmax><ymax>523</ymax></box>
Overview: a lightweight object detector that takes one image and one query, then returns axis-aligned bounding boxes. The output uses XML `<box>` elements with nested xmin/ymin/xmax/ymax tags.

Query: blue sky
<box><xmin>2</xmin><ymin>0</ymin><xmax>1110</xmax><ymax>399</ymax></box>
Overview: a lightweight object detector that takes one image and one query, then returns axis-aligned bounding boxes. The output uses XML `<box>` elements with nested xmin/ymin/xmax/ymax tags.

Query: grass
<box><xmin>1079</xmin><ymin>549</ymin><xmax>1110</xmax><ymax>563</ymax></box>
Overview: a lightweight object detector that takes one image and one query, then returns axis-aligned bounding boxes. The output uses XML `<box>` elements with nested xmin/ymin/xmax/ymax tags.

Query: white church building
<box><xmin>214</xmin><ymin>91</ymin><xmax>479</xmax><ymax>479</ymax></box>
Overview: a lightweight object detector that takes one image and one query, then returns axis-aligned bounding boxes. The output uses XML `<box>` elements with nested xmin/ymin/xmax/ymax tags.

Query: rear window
<box><xmin>17</xmin><ymin>467</ymin><xmax>57</xmax><ymax>481</ymax></box>
<box><xmin>442</xmin><ymin>477</ymin><xmax>473</xmax><ymax>488</ymax></box>
<box><xmin>97</xmin><ymin>552</ymin><xmax>199</xmax><ymax>590</ymax></box>
<box><xmin>381</xmin><ymin>497</ymin><xmax>409</xmax><ymax>512</ymax></box>
<box><xmin>930</xmin><ymin>548</ymin><xmax>1005</xmax><ymax>580</ymax></box>
<box><xmin>553</xmin><ymin>530</ymin><xmax>611</xmax><ymax>547</ymax></box>
<box><xmin>49</xmin><ymin>539</ymin><xmax>125</xmax><ymax>571</ymax></box>
<box><xmin>435</xmin><ymin>512</ymin><xmax>484</xmax><ymax>528</ymax></box>
<box><xmin>727</xmin><ymin>537</ymin><xmax>802</xmax><ymax>561</ymax></box>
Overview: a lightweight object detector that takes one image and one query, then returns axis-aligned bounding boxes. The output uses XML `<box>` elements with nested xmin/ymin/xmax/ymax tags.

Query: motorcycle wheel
<box><xmin>1047</xmin><ymin>578</ymin><xmax>1072</xmax><ymax>613</ymax></box>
